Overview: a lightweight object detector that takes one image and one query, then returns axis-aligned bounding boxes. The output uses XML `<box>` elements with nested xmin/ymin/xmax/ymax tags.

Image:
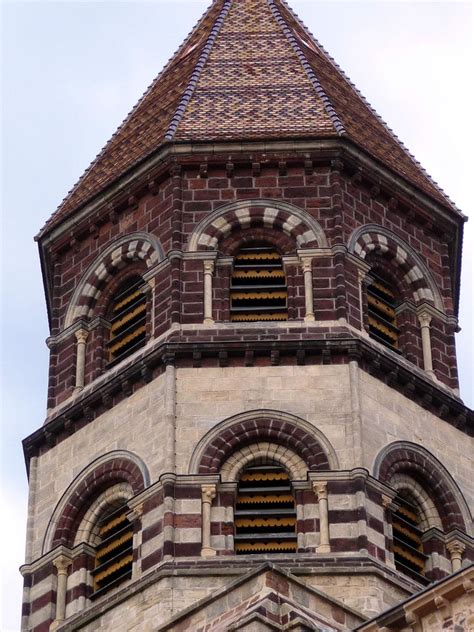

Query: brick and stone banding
<box><xmin>197</xmin><ymin>417</ymin><xmax>330</xmax><ymax>474</ymax></box>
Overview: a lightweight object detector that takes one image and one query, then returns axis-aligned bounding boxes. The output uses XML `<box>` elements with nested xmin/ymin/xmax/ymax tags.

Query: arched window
<box><xmin>392</xmin><ymin>490</ymin><xmax>428</xmax><ymax>583</ymax></box>
<box><xmin>367</xmin><ymin>272</ymin><xmax>400</xmax><ymax>350</ymax></box>
<box><xmin>234</xmin><ymin>463</ymin><xmax>297</xmax><ymax>554</ymax></box>
<box><xmin>107</xmin><ymin>276</ymin><xmax>147</xmax><ymax>364</ymax></box>
<box><xmin>230</xmin><ymin>243</ymin><xmax>287</xmax><ymax>322</ymax></box>
<box><xmin>91</xmin><ymin>503</ymin><xmax>133</xmax><ymax>598</ymax></box>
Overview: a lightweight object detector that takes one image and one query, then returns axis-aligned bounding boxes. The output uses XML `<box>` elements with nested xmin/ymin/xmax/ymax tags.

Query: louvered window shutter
<box><xmin>234</xmin><ymin>464</ymin><xmax>297</xmax><ymax>554</ymax></box>
<box><xmin>230</xmin><ymin>245</ymin><xmax>288</xmax><ymax>322</ymax></box>
<box><xmin>392</xmin><ymin>495</ymin><xmax>428</xmax><ymax>582</ymax></box>
<box><xmin>367</xmin><ymin>275</ymin><xmax>400</xmax><ymax>350</ymax></box>
<box><xmin>107</xmin><ymin>277</ymin><xmax>147</xmax><ymax>364</ymax></box>
<box><xmin>91</xmin><ymin>506</ymin><xmax>133</xmax><ymax>597</ymax></box>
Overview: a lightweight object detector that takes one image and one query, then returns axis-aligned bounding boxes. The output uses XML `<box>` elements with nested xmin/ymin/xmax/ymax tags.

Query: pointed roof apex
<box><xmin>38</xmin><ymin>0</ymin><xmax>459</xmax><ymax>237</ymax></box>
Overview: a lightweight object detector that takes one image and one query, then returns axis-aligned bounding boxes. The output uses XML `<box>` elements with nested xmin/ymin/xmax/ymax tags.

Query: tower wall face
<box><xmin>26</xmin><ymin>365</ymin><xmax>474</xmax><ymax>564</ymax></box>
<box><xmin>45</xmin><ymin>161</ymin><xmax>460</xmax><ymax>413</ymax></box>
<box><xmin>23</xmin><ymin>363</ymin><xmax>473</xmax><ymax>631</ymax></box>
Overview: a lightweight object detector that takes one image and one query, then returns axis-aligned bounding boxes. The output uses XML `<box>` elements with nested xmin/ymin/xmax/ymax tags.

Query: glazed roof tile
<box><xmin>38</xmin><ymin>0</ymin><xmax>457</xmax><ymax>237</ymax></box>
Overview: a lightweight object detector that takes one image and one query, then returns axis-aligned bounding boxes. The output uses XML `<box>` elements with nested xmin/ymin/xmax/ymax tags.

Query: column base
<box><xmin>316</xmin><ymin>544</ymin><xmax>331</xmax><ymax>554</ymax></box>
<box><xmin>50</xmin><ymin>621</ymin><xmax>62</xmax><ymax>631</ymax></box>
<box><xmin>304</xmin><ymin>314</ymin><xmax>315</xmax><ymax>322</ymax></box>
<box><xmin>201</xmin><ymin>547</ymin><xmax>217</xmax><ymax>557</ymax></box>
<box><xmin>203</xmin><ymin>318</ymin><xmax>215</xmax><ymax>326</ymax></box>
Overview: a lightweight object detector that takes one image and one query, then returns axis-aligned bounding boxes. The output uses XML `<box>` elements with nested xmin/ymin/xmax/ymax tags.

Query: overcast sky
<box><xmin>1</xmin><ymin>1</ymin><xmax>473</xmax><ymax>630</ymax></box>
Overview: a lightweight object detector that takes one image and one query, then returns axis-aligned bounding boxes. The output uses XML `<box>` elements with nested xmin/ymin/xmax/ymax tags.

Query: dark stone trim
<box><xmin>23</xmin><ymin>335</ymin><xmax>472</xmax><ymax>470</ymax></box>
<box><xmin>31</xmin><ymin>589</ymin><xmax>56</xmax><ymax>613</ymax></box>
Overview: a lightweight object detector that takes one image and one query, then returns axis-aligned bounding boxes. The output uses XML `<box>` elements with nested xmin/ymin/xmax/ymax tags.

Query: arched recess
<box><xmin>220</xmin><ymin>442</ymin><xmax>308</xmax><ymax>482</ymax></box>
<box><xmin>373</xmin><ymin>441</ymin><xmax>472</xmax><ymax>535</ymax></box>
<box><xmin>187</xmin><ymin>199</ymin><xmax>328</xmax><ymax>252</ymax></box>
<box><xmin>74</xmin><ymin>482</ymin><xmax>133</xmax><ymax>546</ymax></box>
<box><xmin>188</xmin><ymin>410</ymin><xmax>339</xmax><ymax>476</ymax></box>
<box><xmin>43</xmin><ymin>450</ymin><xmax>149</xmax><ymax>554</ymax></box>
<box><xmin>64</xmin><ymin>232</ymin><xmax>164</xmax><ymax>328</ymax></box>
<box><xmin>348</xmin><ymin>224</ymin><xmax>444</xmax><ymax>311</ymax></box>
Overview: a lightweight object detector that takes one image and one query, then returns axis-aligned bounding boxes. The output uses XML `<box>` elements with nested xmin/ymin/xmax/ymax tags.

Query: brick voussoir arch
<box><xmin>43</xmin><ymin>451</ymin><xmax>149</xmax><ymax>554</ymax></box>
<box><xmin>189</xmin><ymin>410</ymin><xmax>339</xmax><ymax>476</ymax></box>
<box><xmin>187</xmin><ymin>199</ymin><xmax>328</xmax><ymax>252</ymax></box>
<box><xmin>348</xmin><ymin>224</ymin><xmax>444</xmax><ymax>311</ymax></box>
<box><xmin>64</xmin><ymin>232</ymin><xmax>164</xmax><ymax>328</ymax></box>
<box><xmin>374</xmin><ymin>441</ymin><xmax>472</xmax><ymax>535</ymax></box>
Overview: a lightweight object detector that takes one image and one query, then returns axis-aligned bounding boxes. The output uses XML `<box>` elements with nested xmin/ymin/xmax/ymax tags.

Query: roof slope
<box><xmin>39</xmin><ymin>0</ymin><xmax>457</xmax><ymax>237</ymax></box>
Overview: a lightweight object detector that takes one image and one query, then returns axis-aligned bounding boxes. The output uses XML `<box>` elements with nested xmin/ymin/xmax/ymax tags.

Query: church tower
<box><xmin>21</xmin><ymin>1</ymin><xmax>473</xmax><ymax>631</ymax></box>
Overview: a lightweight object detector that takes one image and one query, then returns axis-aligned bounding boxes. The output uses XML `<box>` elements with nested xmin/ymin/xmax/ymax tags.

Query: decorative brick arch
<box><xmin>374</xmin><ymin>441</ymin><xmax>472</xmax><ymax>534</ymax></box>
<box><xmin>189</xmin><ymin>410</ymin><xmax>338</xmax><ymax>476</ymax></box>
<box><xmin>64</xmin><ymin>232</ymin><xmax>164</xmax><ymax>328</ymax></box>
<box><xmin>348</xmin><ymin>224</ymin><xmax>444</xmax><ymax>311</ymax></box>
<box><xmin>187</xmin><ymin>199</ymin><xmax>328</xmax><ymax>252</ymax></box>
<box><xmin>43</xmin><ymin>451</ymin><xmax>149</xmax><ymax>553</ymax></box>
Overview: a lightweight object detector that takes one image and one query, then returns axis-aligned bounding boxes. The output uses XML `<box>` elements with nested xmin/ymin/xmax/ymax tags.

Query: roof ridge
<box><xmin>266</xmin><ymin>0</ymin><xmax>345</xmax><ymax>137</ymax></box>
<box><xmin>165</xmin><ymin>0</ymin><xmax>233</xmax><ymax>141</ymax></box>
<box><xmin>276</xmin><ymin>0</ymin><xmax>458</xmax><ymax>210</ymax></box>
<box><xmin>39</xmin><ymin>0</ymin><xmax>219</xmax><ymax>235</ymax></box>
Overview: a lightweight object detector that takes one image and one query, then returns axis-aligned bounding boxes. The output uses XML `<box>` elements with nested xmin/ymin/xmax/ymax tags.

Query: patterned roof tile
<box><xmin>38</xmin><ymin>0</ymin><xmax>458</xmax><ymax>237</ymax></box>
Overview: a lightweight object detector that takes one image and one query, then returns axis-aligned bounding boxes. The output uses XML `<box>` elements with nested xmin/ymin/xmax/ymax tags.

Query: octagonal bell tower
<box><xmin>22</xmin><ymin>1</ymin><xmax>473</xmax><ymax>631</ymax></box>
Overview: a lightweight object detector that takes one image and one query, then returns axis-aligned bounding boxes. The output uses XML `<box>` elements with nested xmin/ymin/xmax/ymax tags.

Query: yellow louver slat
<box><xmin>371</xmin><ymin>280</ymin><xmax>394</xmax><ymax>298</ymax></box>
<box><xmin>100</xmin><ymin>513</ymin><xmax>127</xmax><ymax>536</ymax></box>
<box><xmin>230</xmin><ymin>291</ymin><xmax>287</xmax><ymax>300</ymax></box>
<box><xmin>235</xmin><ymin>518</ymin><xmax>296</xmax><ymax>528</ymax></box>
<box><xmin>237</xmin><ymin>494</ymin><xmax>294</xmax><ymax>504</ymax></box>
<box><xmin>111</xmin><ymin>303</ymin><xmax>146</xmax><ymax>333</ymax></box>
<box><xmin>368</xmin><ymin>317</ymin><xmax>398</xmax><ymax>341</ymax></box>
<box><xmin>240</xmin><ymin>472</ymin><xmax>289</xmax><ymax>482</ymax></box>
<box><xmin>94</xmin><ymin>554</ymin><xmax>133</xmax><ymax>583</ymax></box>
<box><xmin>96</xmin><ymin>531</ymin><xmax>133</xmax><ymax>559</ymax></box>
<box><xmin>109</xmin><ymin>325</ymin><xmax>146</xmax><ymax>354</ymax></box>
<box><xmin>235</xmin><ymin>252</ymin><xmax>280</xmax><ymax>261</ymax></box>
<box><xmin>397</xmin><ymin>506</ymin><xmax>419</xmax><ymax>523</ymax></box>
<box><xmin>393</xmin><ymin>523</ymin><xmax>422</xmax><ymax>543</ymax></box>
<box><xmin>393</xmin><ymin>545</ymin><xmax>425</xmax><ymax>569</ymax></box>
<box><xmin>235</xmin><ymin>542</ymin><xmax>297</xmax><ymax>552</ymax></box>
<box><xmin>231</xmin><ymin>313</ymin><xmax>288</xmax><ymax>322</ymax></box>
<box><xmin>232</xmin><ymin>270</ymin><xmax>285</xmax><ymax>279</ymax></box>
<box><xmin>368</xmin><ymin>294</ymin><xmax>396</xmax><ymax>319</ymax></box>
<box><xmin>113</xmin><ymin>288</ymin><xmax>142</xmax><ymax>313</ymax></box>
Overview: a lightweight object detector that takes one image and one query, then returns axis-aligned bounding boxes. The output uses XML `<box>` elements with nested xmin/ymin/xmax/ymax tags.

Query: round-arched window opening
<box><xmin>230</xmin><ymin>242</ymin><xmax>288</xmax><ymax>322</ymax></box>
<box><xmin>392</xmin><ymin>490</ymin><xmax>428</xmax><ymax>583</ymax></box>
<box><xmin>234</xmin><ymin>462</ymin><xmax>297</xmax><ymax>554</ymax></box>
<box><xmin>106</xmin><ymin>276</ymin><xmax>147</xmax><ymax>365</ymax></box>
<box><xmin>367</xmin><ymin>272</ymin><xmax>400</xmax><ymax>351</ymax></box>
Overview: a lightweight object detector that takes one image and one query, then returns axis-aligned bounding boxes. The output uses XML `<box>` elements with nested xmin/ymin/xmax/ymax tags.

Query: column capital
<box><xmin>417</xmin><ymin>312</ymin><xmax>432</xmax><ymax>328</ymax></box>
<box><xmin>313</xmin><ymin>481</ymin><xmax>328</xmax><ymax>501</ymax></box>
<box><xmin>300</xmin><ymin>257</ymin><xmax>313</xmax><ymax>273</ymax></box>
<box><xmin>447</xmin><ymin>539</ymin><xmax>466</xmax><ymax>556</ymax></box>
<box><xmin>53</xmin><ymin>554</ymin><xmax>72</xmax><ymax>575</ymax></box>
<box><xmin>75</xmin><ymin>329</ymin><xmax>89</xmax><ymax>344</ymax></box>
<box><xmin>203</xmin><ymin>260</ymin><xmax>215</xmax><ymax>275</ymax></box>
<box><xmin>201</xmin><ymin>484</ymin><xmax>217</xmax><ymax>504</ymax></box>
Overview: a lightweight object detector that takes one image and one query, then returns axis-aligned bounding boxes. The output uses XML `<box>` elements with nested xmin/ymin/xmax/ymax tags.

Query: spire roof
<box><xmin>39</xmin><ymin>0</ymin><xmax>458</xmax><ymax>236</ymax></box>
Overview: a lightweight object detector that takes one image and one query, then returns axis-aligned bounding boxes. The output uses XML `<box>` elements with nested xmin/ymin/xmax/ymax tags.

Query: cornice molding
<box><xmin>23</xmin><ymin>332</ymin><xmax>473</xmax><ymax>472</ymax></box>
